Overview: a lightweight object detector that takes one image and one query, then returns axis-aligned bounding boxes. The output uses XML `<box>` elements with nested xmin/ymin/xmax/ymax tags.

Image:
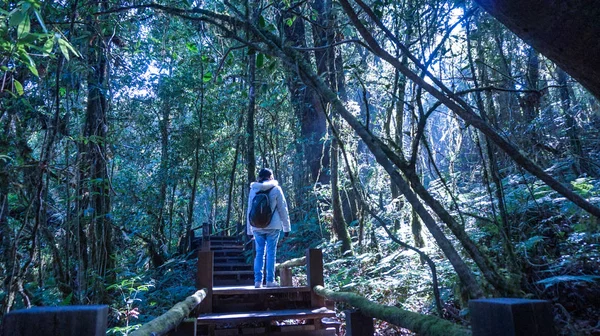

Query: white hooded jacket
<box><xmin>246</xmin><ymin>180</ymin><xmax>291</xmax><ymax>235</ymax></box>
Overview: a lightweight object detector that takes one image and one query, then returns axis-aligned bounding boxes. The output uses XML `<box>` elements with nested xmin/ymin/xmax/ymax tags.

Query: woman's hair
<box><xmin>257</xmin><ymin>168</ymin><xmax>273</xmax><ymax>182</ymax></box>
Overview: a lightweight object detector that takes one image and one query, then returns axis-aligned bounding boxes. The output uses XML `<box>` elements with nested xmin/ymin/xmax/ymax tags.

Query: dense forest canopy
<box><xmin>1</xmin><ymin>0</ymin><xmax>599</xmax><ymax>334</ymax></box>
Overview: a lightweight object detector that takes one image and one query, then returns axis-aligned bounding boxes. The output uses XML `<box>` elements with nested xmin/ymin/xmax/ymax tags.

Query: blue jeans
<box><xmin>253</xmin><ymin>229</ymin><xmax>280</xmax><ymax>283</ymax></box>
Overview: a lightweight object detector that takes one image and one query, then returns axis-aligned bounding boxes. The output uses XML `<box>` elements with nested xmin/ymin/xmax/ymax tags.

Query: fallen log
<box><xmin>130</xmin><ymin>289</ymin><xmax>207</xmax><ymax>336</ymax></box>
<box><xmin>313</xmin><ymin>286</ymin><xmax>471</xmax><ymax>336</ymax></box>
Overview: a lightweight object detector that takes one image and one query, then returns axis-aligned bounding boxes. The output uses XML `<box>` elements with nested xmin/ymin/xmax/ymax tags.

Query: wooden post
<box><xmin>307</xmin><ymin>248</ymin><xmax>325</xmax><ymax>308</ymax></box>
<box><xmin>170</xmin><ymin>318</ymin><xmax>197</xmax><ymax>336</ymax></box>
<box><xmin>280</xmin><ymin>267</ymin><xmax>293</xmax><ymax>287</ymax></box>
<box><xmin>197</xmin><ymin>251</ymin><xmax>213</xmax><ymax>313</ymax></box>
<box><xmin>345</xmin><ymin>309</ymin><xmax>374</xmax><ymax>336</ymax></box>
<box><xmin>470</xmin><ymin>298</ymin><xmax>556</xmax><ymax>336</ymax></box>
<box><xmin>2</xmin><ymin>305</ymin><xmax>108</xmax><ymax>336</ymax></box>
<box><xmin>201</xmin><ymin>238</ymin><xmax>210</xmax><ymax>252</ymax></box>
<box><xmin>202</xmin><ymin>222</ymin><xmax>210</xmax><ymax>237</ymax></box>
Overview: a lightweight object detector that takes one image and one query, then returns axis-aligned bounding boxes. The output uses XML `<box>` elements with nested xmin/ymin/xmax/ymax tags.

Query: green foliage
<box><xmin>107</xmin><ymin>277</ymin><xmax>153</xmax><ymax>335</ymax></box>
<box><xmin>536</xmin><ymin>275</ymin><xmax>600</xmax><ymax>289</ymax></box>
<box><xmin>0</xmin><ymin>0</ymin><xmax>78</xmax><ymax>83</ymax></box>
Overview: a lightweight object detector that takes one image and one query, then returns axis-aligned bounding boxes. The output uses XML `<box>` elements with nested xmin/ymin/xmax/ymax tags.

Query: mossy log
<box><xmin>275</xmin><ymin>256</ymin><xmax>306</xmax><ymax>270</ymax></box>
<box><xmin>130</xmin><ymin>289</ymin><xmax>207</xmax><ymax>336</ymax></box>
<box><xmin>313</xmin><ymin>286</ymin><xmax>471</xmax><ymax>336</ymax></box>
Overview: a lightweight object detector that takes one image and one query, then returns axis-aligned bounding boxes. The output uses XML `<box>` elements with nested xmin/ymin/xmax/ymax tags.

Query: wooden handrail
<box><xmin>130</xmin><ymin>289</ymin><xmax>207</xmax><ymax>336</ymax></box>
<box><xmin>313</xmin><ymin>285</ymin><xmax>471</xmax><ymax>336</ymax></box>
<box><xmin>275</xmin><ymin>256</ymin><xmax>306</xmax><ymax>270</ymax></box>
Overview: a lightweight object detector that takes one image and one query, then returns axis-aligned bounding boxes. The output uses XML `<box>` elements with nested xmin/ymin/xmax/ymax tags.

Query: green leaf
<box><xmin>186</xmin><ymin>42</ymin><xmax>198</xmax><ymax>53</ymax></box>
<box><xmin>285</xmin><ymin>16</ymin><xmax>296</xmax><ymax>27</ymax></box>
<box><xmin>17</xmin><ymin>14</ymin><xmax>30</xmax><ymax>38</ymax></box>
<box><xmin>57</xmin><ymin>38</ymin><xmax>70</xmax><ymax>60</ymax></box>
<box><xmin>42</xmin><ymin>37</ymin><xmax>53</xmax><ymax>54</ymax></box>
<box><xmin>13</xmin><ymin>79</ymin><xmax>23</xmax><ymax>96</ymax></box>
<box><xmin>202</xmin><ymin>72</ymin><xmax>212</xmax><ymax>83</ymax></box>
<box><xmin>33</xmin><ymin>10</ymin><xmax>47</xmax><ymax>33</ymax></box>
<box><xmin>256</xmin><ymin>53</ymin><xmax>264</xmax><ymax>68</ymax></box>
<box><xmin>258</xmin><ymin>15</ymin><xmax>266</xmax><ymax>28</ymax></box>
<box><xmin>27</xmin><ymin>63</ymin><xmax>38</xmax><ymax>77</ymax></box>
<box><xmin>9</xmin><ymin>9</ymin><xmax>26</xmax><ymax>27</ymax></box>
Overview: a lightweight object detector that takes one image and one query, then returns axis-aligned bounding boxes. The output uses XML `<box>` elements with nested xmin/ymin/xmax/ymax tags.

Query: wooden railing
<box><xmin>130</xmin><ymin>289</ymin><xmax>207</xmax><ymax>336</ymax></box>
<box><xmin>275</xmin><ymin>256</ymin><xmax>306</xmax><ymax>286</ymax></box>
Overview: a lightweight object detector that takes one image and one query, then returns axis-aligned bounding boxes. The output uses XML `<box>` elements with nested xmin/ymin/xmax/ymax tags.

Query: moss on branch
<box><xmin>130</xmin><ymin>289</ymin><xmax>207</xmax><ymax>336</ymax></box>
<box><xmin>275</xmin><ymin>256</ymin><xmax>306</xmax><ymax>270</ymax></box>
<box><xmin>314</xmin><ymin>286</ymin><xmax>470</xmax><ymax>336</ymax></box>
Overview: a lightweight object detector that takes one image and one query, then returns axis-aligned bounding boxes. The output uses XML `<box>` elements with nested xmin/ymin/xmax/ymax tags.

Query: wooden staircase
<box><xmin>209</xmin><ymin>236</ymin><xmax>254</xmax><ymax>286</ymax></box>
<box><xmin>192</xmin><ymin>235</ymin><xmax>337</xmax><ymax>336</ymax></box>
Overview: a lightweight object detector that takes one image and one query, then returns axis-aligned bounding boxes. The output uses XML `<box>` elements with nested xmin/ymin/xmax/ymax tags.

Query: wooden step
<box><xmin>214</xmin><ymin>270</ymin><xmax>253</xmax><ymax>276</ymax></box>
<box><xmin>213</xmin><ymin>286</ymin><xmax>310</xmax><ymax>295</ymax></box>
<box><xmin>211</xmin><ymin>286</ymin><xmax>313</xmax><ymax>312</ymax></box>
<box><xmin>214</xmin><ymin>250</ymin><xmax>246</xmax><ymax>257</ymax></box>
<box><xmin>214</xmin><ymin>257</ymin><xmax>246</xmax><ymax>264</ymax></box>
<box><xmin>213</xmin><ymin>279</ymin><xmax>254</xmax><ymax>286</ymax></box>
<box><xmin>209</xmin><ymin>240</ymin><xmax>242</xmax><ymax>244</ymax></box>
<box><xmin>210</xmin><ymin>245</ymin><xmax>243</xmax><ymax>250</ymax></box>
<box><xmin>196</xmin><ymin>307</ymin><xmax>336</xmax><ymax>325</ymax></box>
<box><xmin>214</xmin><ymin>263</ymin><xmax>252</xmax><ymax>272</ymax></box>
<box><xmin>207</xmin><ymin>236</ymin><xmax>241</xmax><ymax>242</ymax></box>
<box><xmin>210</xmin><ymin>326</ymin><xmax>337</xmax><ymax>336</ymax></box>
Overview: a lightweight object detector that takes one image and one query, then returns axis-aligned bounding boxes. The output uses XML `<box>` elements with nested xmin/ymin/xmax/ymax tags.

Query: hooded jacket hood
<box><xmin>250</xmin><ymin>179</ymin><xmax>279</xmax><ymax>191</ymax></box>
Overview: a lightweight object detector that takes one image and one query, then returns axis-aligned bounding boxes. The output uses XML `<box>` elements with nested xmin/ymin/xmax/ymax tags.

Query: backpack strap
<box><xmin>257</xmin><ymin>186</ymin><xmax>277</xmax><ymax>216</ymax></box>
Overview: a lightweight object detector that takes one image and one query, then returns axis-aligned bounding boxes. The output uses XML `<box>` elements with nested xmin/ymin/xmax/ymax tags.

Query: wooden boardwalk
<box><xmin>190</xmin><ymin>234</ymin><xmax>338</xmax><ymax>336</ymax></box>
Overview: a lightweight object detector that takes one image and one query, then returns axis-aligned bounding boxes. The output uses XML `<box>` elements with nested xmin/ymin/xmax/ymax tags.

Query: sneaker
<box><xmin>254</xmin><ymin>282</ymin><xmax>262</xmax><ymax>288</ymax></box>
<box><xmin>265</xmin><ymin>281</ymin><xmax>279</xmax><ymax>287</ymax></box>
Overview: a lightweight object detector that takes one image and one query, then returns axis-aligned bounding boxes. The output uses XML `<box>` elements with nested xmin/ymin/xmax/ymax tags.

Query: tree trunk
<box><xmin>281</xmin><ymin>5</ymin><xmax>329</xmax><ymax>186</ymax></box>
<box><xmin>79</xmin><ymin>1</ymin><xmax>114</xmax><ymax>300</ymax></box>
<box><xmin>556</xmin><ymin>68</ymin><xmax>596</xmax><ymax>177</ymax></box>
<box><xmin>246</xmin><ymin>47</ymin><xmax>257</xmax><ymax>183</ymax></box>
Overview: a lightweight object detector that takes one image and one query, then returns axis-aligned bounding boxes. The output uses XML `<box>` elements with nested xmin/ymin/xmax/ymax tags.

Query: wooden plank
<box><xmin>169</xmin><ymin>318</ymin><xmax>196</xmax><ymax>336</ymax></box>
<box><xmin>210</xmin><ymin>245</ymin><xmax>243</xmax><ymax>249</ymax></box>
<box><xmin>247</xmin><ymin>329</ymin><xmax>337</xmax><ymax>336</ymax></box>
<box><xmin>197</xmin><ymin>308</ymin><xmax>335</xmax><ymax>324</ymax></box>
<box><xmin>241</xmin><ymin>327</ymin><xmax>267</xmax><ymax>334</ymax></box>
<box><xmin>307</xmin><ymin>249</ymin><xmax>325</xmax><ymax>308</ymax></box>
<box><xmin>345</xmin><ymin>309</ymin><xmax>374</xmax><ymax>336</ymax></box>
<box><xmin>2</xmin><ymin>305</ymin><xmax>108</xmax><ymax>336</ymax></box>
<box><xmin>214</xmin><ymin>270</ymin><xmax>254</xmax><ymax>275</ymax></box>
<box><xmin>470</xmin><ymin>298</ymin><xmax>556</xmax><ymax>336</ymax></box>
<box><xmin>277</xmin><ymin>325</ymin><xmax>316</xmax><ymax>331</ymax></box>
<box><xmin>213</xmin><ymin>286</ymin><xmax>310</xmax><ymax>295</ymax></box>
<box><xmin>197</xmin><ymin>251</ymin><xmax>214</xmax><ymax>313</ymax></box>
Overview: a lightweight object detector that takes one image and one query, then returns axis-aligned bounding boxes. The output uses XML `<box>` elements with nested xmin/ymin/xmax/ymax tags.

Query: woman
<box><xmin>247</xmin><ymin>168</ymin><xmax>291</xmax><ymax>288</ymax></box>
